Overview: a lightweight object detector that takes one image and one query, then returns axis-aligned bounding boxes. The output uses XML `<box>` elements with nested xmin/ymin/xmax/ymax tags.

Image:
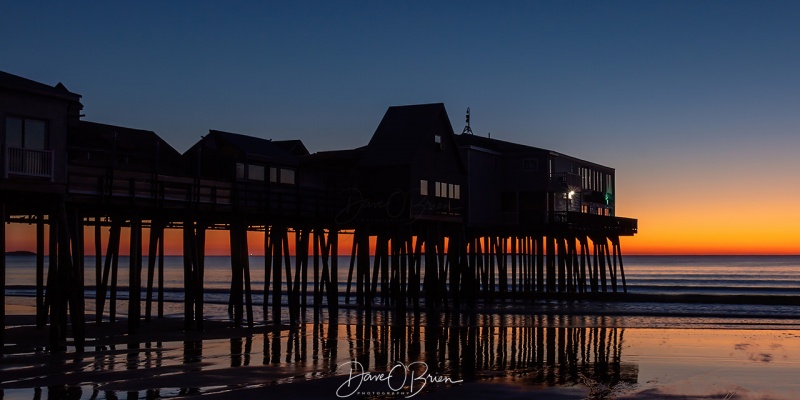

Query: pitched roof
<box><xmin>69</xmin><ymin>121</ymin><xmax>181</xmax><ymax>161</ymax></box>
<box><xmin>0</xmin><ymin>70</ymin><xmax>81</xmax><ymax>102</ymax></box>
<box><xmin>205</xmin><ymin>130</ymin><xmax>298</xmax><ymax>164</ymax></box>
<box><xmin>273</xmin><ymin>139</ymin><xmax>310</xmax><ymax>156</ymax></box>
<box><xmin>456</xmin><ymin>133</ymin><xmax>549</xmax><ymax>154</ymax></box>
<box><xmin>456</xmin><ymin>133</ymin><xmax>613</xmax><ymax>171</ymax></box>
<box><xmin>360</xmin><ymin>103</ymin><xmax>456</xmax><ymax>166</ymax></box>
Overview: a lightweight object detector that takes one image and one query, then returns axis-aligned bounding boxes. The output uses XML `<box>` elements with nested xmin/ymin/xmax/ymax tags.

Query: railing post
<box><xmin>3</xmin><ymin>142</ymin><xmax>8</xmax><ymax>179</ymax></box>
<box><xmin>50</xmin><ymin>149</ymin><xmax>55</xmax><ymax>182</ymax></box>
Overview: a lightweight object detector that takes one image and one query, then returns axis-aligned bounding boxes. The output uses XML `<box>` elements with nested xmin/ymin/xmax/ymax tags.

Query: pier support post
<box><xmin>328</xmin><ymin>229</ymin><xmax>339</xmax><ymax>312</ymax></box>
<box><xmin>183</xmin><ymin>218</ymin><xmax>197</xmax><ymax>330</ymax></box>
<box><xmin>229</xmin><ymin>219</ymin><xmax>253</xmax><ymax>327</ymax></box>
<box><xmin>610</xmin><ymin>236</ymin><xmax>627</xmax><ymax>293</ymax></box>
<box><xmin>145</xmin><ymin>218</ymin><xmax>165</xmax><ymax>322</ymax></box>
<box><xmin>128</xmin><ymin>214</ymin><xmax>142</xmax><ymax>334</ymax></box>
<box><xmin>271</xmin><ymin>226</ymin><xmax>283</xmax><ymax>325</ymax></box>
<box><xmin>0</xmin><ymin>203</ymin><xmax>5</xmax><ymax>354</ymax></box>
<box><xmin>47</xmin><ymin>210</ymin><xmax>63</xmax><ymax>351</ymax></box>
<box><xmin>94</xmin><ymin>215</ymin><xmax>101</xmax><ymax>325</ymax></box>
<box><xmin>264</xmin><ymin>226</ymin><xmax>273</xmax><ymax>321</ymax></box>
<box><xmin>97</xmin><ymin>218</ymin><xmax>121</xmax><ymax>323</ymax></box>
<box><xmin>536</xmin><ymin>236</ymin><xmax>544</xmax><ymax>293</ymax></box>
<box><xmin>36</xmin><ymin>214</ymin><xmax>46</xmax><ymax>328</ymax></box>
<box><xmin>557</xmin><ymin>237</ymin><xmax>567</xmax><ymax>293</ymax></box>
<box><xmin>546</xmin><ymin>236</ymin><xmax>556</xmax><ymax>293</ymax></box>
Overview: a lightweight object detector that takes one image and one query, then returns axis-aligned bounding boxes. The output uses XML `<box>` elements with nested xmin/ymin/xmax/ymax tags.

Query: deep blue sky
<box><xmin>3</xmin><ymin>0</ymin><xmax>800</xmax><ymax>252</ymax></box>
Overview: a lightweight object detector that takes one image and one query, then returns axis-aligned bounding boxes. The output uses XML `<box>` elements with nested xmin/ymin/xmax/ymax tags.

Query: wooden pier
<box><xmin>0</xmin><ymin>71</ymin><xmax>637</xmax><ymax>353</ymax></box>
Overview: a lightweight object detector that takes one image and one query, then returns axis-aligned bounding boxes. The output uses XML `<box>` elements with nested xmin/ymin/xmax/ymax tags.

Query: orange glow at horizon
<box><xmin>4</xmin><ymin>201</ymin><xmax>800</xmax><ymax>257</ymax></box>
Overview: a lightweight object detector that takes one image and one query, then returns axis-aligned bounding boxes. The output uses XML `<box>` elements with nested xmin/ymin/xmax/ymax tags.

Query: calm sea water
<box><xmin>5</xmin><ymin>255</ymin><xmax>800</xmax><ymax>324</ymax></box>
<box><xmin>3</xmin><ymin>257</ymin><xmax>800</xmax><ymax>400</ymax></box>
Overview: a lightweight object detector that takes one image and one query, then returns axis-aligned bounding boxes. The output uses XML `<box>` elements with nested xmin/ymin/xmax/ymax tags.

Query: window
<box><xmin>6</xmin><ymin>117</ymin><xmax>47</xmax><ymax>149</ymax></box>
<box><xmin>249</xmin><ymin>164</ymin><xmax>265</xmax><ymax>181</ymax></box>
<box><xmin>270</xmin><ymin>167</ymin><xmax>278</xmax><ymax>183</ymax></box>
<box><xmin>282</xmin><ymin>169</ymin><xmax>296</xmax><ymax>185</ymax></box>
<box><xmin>236</xmin><ymin>163</ymin><xmax>246</xmax><ymax>179</ymax></box>
<box><xmin>420</xmin><ymin>179</ymin><xmax>428</xmax><ymax>196</ymax></box>
<box><xmin>434</xmin><ymin>134</ymin><xmax>441</xmax><ymax>144</ymax></box>
<box><xmin>431</xmin><ymin>182</ymin><xmax>461</xmax><ymax>199</ymax></box>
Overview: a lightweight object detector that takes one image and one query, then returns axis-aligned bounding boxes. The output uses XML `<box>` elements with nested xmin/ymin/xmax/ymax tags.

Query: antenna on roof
<box><xmin>461</xmin><ymin>107</ymin><xmax>474</xmax><ymax>135</ymax></box>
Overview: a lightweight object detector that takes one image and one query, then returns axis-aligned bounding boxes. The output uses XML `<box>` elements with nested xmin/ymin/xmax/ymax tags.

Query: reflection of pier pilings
<box><xmin>270</xmin><ymin>312</ymin><xmax>636</xmax><ymax>390</ymax></box>
<box><xmin>11</xmin><ymin>311</ymin><xmax>637</xmax><ymax>399</ymax></box>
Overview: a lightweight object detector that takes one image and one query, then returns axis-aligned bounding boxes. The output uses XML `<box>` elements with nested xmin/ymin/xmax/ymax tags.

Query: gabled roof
<box><xmin>69</xmin><ymin>121</ymin><xmax>181</xmax><ymax>161</ymax></box>
<box><xmin>456</xmin><ymin>133</ymin><xmax>613</xmax><ymax>171</ymax></box>
<box><xmin>0</xmin><ymin>70</ymin><xmax>82</xmax><ymax>102</ymax></box>
<box><xmin>360</xmin><ymin>103</ymin><xmax>457</xmax><ymax>167</ymax></box>
<box><xmin>456</xmin><ymin>133</ymin><xmax>549</xmax><ymax>155</ymax></box>
<box><xmin>200</xmin><ymin>130</ymin><xmax>299</xmax><ymax>165</ymax></box>
<box><xmin>273</xmin><ymin>139</ymin><xmax>310</xmax><ymax>156</ymax></box>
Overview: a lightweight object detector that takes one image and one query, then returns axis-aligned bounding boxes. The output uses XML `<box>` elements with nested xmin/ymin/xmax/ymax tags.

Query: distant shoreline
<box><xmin>5</xmin><ymin>250</ymin><xmax>36</xmax><ymax>256</ymax></box>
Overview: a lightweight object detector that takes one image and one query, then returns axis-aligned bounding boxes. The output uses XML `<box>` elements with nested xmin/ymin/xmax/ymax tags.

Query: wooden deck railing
<box><xmin>550</xmin><ymin>211</ymin><xmax>638</xmax><ymax>235</ymax></box>
<box><xmin>6</xmin><ymin>147</ymin><xmax>53</xmax><ymax>179</ymax></box>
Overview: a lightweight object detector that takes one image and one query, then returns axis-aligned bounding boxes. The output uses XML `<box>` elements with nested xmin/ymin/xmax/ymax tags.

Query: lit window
<box><xmin>435</xmin><ymin>181</ymin><xmax>441</xmax><ymax>197</ymax></box>
<box><xmin>249</xmin><ymin>164</ymin><xmax>265</xmax><ymax>181</ymax></box>
<box><xmin>270</xmin><ymin>167</ymin><xmax>278</xmax><ymax>183</ymax></box>
<box><xmin>434</xmin><ymin>134</ymin><xmax>441</xmax><ymax>144</ymax></box>
<box><xmin>282</xmin><ymin>169</ymin><xmax>296</xmax><ymax>185</ymax></box>
<box><xmin>236</xmin><ymin>163</ymin><xmax>245</xmax><ymax>179</ymax></box>
<box><xmin>420</xmin><ymin>179</ymin><xmax>428</xmax><ymax>196</ymax></box>
<box><xmin>453</xmin><ymin>185</ymin><xmax>460</xmax><ymax>199</ymax></box>
<box><xmin>448</xmin><ymin>184</ymin><xmax>454</xmax><ymax>199</ymax></box>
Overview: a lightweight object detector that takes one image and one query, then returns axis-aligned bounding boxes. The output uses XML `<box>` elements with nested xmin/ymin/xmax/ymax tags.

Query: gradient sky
<box><xmin>3</xmin><ymin>1</ymin><xmax>800</xmax><ymax>255</ymax></box>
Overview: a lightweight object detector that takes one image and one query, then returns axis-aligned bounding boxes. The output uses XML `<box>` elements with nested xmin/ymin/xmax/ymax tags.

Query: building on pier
<box><xmin>0</xmin><ymin>71</ymin><xmax>82</xmax><ymax>196</ymax></box>
<box><xmin>359</xmin><ymin>103</ymin><xmax>466</xmax><ymax>224</ymax></box>
<box><xmin>0</xmin><ymin>70</ymin><xmax>639</xmax><ymax>353</ymax></box>
<box><xmin>456</xmin><ymin>133</ymin><xmax>636</xmax><ymax>236</ymax></box>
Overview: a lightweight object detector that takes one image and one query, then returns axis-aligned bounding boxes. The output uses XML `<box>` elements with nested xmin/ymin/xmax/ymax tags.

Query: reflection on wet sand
<box><xmin>0</xmin><ymin>312</ymin><xmax>637</xmax><ymax>399</ymax></box>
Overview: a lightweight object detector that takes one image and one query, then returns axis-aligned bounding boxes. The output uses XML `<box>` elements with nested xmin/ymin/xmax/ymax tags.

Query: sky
<box><xmin>3</xmin><ymin>0</ymin><xmax>800</xmax><ymax>255</ymax></box>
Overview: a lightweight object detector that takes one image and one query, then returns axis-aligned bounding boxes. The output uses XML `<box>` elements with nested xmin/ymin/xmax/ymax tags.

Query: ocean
<box><xmin>2</xmin><ymin>255</ymin><xmax>800</xmax><ymax>399</ymax></box>
<box><xmin>4</xmin><ymin>255</ymin><xmax>800</xmax><ymax>327</ymax></box>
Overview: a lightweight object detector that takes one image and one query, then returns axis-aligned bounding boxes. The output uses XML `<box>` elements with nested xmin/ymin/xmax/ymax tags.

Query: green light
<box><xmin>604</xmin><ymin>193</ymin><xmax>610</xmax><ymax>206</ymax></box>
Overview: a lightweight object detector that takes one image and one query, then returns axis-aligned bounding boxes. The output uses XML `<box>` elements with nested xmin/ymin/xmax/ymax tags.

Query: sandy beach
<box><xmin>2</xmin><ymin>298</ymin><xmax>799</xmax><ymax>400</ymax></box>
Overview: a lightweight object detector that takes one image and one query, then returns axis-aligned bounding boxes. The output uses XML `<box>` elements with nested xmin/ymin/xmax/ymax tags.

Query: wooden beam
<box><xmin>0</xmin><ymin>202</ymin><xmax>5</xmax><ymax>354</ymax></box>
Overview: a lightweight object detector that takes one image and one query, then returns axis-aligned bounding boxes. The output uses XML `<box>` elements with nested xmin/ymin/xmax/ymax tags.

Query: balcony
<box><xmin>5</xmin><ymin>147</ymin><xmax>54</xmax><ymax>180</ymax></box>
<box><xmin>550</xmin><ymin>211</ymin><xmax>638</xmax><ymax>235</ymax></box>
<box><xmin>549</xmin><ymin>172</ymin><xmax>582</xmax><ymax>191</ymax></box>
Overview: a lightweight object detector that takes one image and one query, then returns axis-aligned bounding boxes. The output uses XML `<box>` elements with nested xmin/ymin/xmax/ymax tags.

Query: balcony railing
<box><xmin>550</xmin><ymin>211</ymin><xmax>638</xmax><ymax>235</ymax></box>
<box><xmin>6</xmin><ymin>147</ymin><xmax>54</xmax><ymax>179</ymax></box>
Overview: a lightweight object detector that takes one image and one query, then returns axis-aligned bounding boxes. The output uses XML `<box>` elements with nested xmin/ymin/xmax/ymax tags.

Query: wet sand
<box><xmin>2</xmin><ymin>300</ymin><xmax>800</xmax><ymax>399</ymax></box>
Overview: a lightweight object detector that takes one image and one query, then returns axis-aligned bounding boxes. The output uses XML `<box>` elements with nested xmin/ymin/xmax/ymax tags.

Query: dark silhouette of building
<box><xmin>0</xmin><ymin>70</ymin><xmax>82</xmax><ymax>191</ymax></box>
<box><xmin>457</xmin><ymin>133</ymin><xmax>636</xmax><ymax>236</ymax></box>
<box><xmin>0</xmin><ymin>70</ymin><xmax>639</xmax><ymax>353</ymax></box>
